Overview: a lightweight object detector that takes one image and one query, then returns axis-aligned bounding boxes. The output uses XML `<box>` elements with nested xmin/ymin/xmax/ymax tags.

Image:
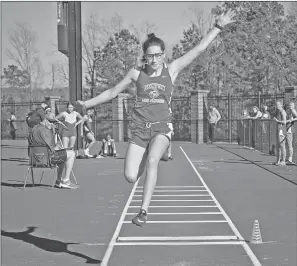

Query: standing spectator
<box><xmin>261</xmin><ymin>105</ymin><xmax>271</xmax><ymax>119</ymax></box>
<box><xmin>286</xmin><ymin>102</ymin><xmax>297</xmax><ymax>163</ymax></box>
<box><xmin>55</xmin><ymin>102</ymin><xmax>85</xmax><ymax>149</ymax></box>
<box><xmin>260</xmin><ymin>105</ymin><xmax>271</xmax><ymax>134</ymax></box>
<box><xmin>207</xmin><ymin>105</ymin><xmax>221</xmax><ymax>144</ymax></box>
<box><xmin>273</xmin><ymin>101</ymin><xmax>287</xmax><ymax>166</ymax></box>
<box><xmin>7</xmin><ymin>112</ymin><xmax>17</xmax><ymax>140</ymax></box>
<box><xmin>249</xmin><ymin>106</ymin><xmax>262</xmax><ymax>119</ymax></box>
<box><xmin>81</xmin><ymin>109</ymin><xmax>96</xmax><ymax>157</ymax></box>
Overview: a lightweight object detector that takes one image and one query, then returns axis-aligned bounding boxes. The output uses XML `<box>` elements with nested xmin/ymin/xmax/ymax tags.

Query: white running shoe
<box><xmin>84</xmin><ymin>149</ymin><xmax>93</xmax><ymax>157</ymax></box>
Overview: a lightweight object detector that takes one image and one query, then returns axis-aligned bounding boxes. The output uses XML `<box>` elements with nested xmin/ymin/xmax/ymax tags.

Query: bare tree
<box><xmin>130</xmin><ymin>20</ymin><xmax>158</xmax><ymax>65</ymax></box>
<box><xmin>99</xmin><ymin>13</ymin><xmax>123</xmax><ymax>43</ymax></box>
<box><xmin>6</xmin><ymin>22</ymin><xmax>44</xmax><ymax>99</ymax></box>
<box><xmin>288</xmin><ymin>2</ymin><xmax>297</xmax><ymax>17</ymax></box>
<box><xmin>185</xmin><ymin>6</ymin><xmax>216</xmax><ymax>35</ymax></box>
<box><xmin>82</xmin><ymin>13</ymin><xmax>124</xmax><ymax>98</ymax></box>
<box><xmin>55</xmin><ymin>56</ymin><xmax>69</xmax><ymax>86</ymax></box>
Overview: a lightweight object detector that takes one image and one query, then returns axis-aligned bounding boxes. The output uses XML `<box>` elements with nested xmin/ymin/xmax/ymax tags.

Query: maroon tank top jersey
<box><xmin>131</xmin><ymin>63</ymin><xmax>174</xmax><ymax>123</ymax></box>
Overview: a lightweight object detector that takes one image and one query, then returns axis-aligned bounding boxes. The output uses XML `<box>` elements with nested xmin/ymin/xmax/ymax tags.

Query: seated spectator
<box><xmin>99</xmin><ymin>134</ymin><xmax>117</xmax><ymax>157</ymax></box>
<box><xmin>249</xmin><ymin>106</ymin><xmax>262</xmax><ymax>119</ymax></box>
<box><xmin>28</xmin><ymin>113</ymin><xmax>78</xmax><ymax>189</ymax></box>
<box><xmin>261</xmin><ymin>105</ymin><xmax>271</xmax><ymax>119</ymax></box>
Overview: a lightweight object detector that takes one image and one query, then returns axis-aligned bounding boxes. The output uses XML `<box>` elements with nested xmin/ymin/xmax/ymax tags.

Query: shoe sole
<box><xmin>132</xmin><ymin>220</ymin><xmax>146</xmax><ymax>227</ymax></box>
<box><xmin>59</xmin><ymin>183</ymin><xmax>79</xmax><ymax>189</ymax></box>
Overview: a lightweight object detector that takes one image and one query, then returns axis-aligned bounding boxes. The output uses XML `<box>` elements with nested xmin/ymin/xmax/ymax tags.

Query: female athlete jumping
<box><xmin>76</xmin><ymin>10</ymin><xmax>235</xmax><ymax>226</ymax></box>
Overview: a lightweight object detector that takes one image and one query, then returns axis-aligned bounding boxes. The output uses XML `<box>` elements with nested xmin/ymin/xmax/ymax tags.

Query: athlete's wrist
<box><xmin>214</xmin><ymin>22</ymin><xmax>223</xmax><ymax>31</ymax></box>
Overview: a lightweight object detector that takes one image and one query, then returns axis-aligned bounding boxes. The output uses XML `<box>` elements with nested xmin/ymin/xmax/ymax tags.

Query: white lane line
<box><xmin>133</xmin><ymin>194</ymin><xmax>210</xmax><ymax>197</ymax></box>
<box><xmin>123</xmin><ymin>220</ymin><xmax>227</xmax><ymax>224</ymax></box>
<box><xmin>179</xmin><ymin>146</ymin><xmax>262</xmax><ymax>266</ymax></box>
<box><xmin>137</xmin><ymin>185</ymin><xmax>205</xmax><ymax>188</ymax></box>
<box><xmin>100</xmin><ymin>179</ymin><xmax>140</xmax><ymax>266</ymax></box>
<box><xmin>135</xmin><ymin>190</ymin><xmax>207</xmax><ymax>192</ymax></box>
<box><xmin>126</xmin><ymin>212</ymin><xmax>222</xmax><ymax>215</ymax></box>
<box><xmin>131</xmin><ymin>199</ymin><xmax>213</xmax><ymax>202</ymax></box>
<box><xmin>117</xmin><ymin>236</ymin><xmax>238</xmax><ymax>241</ymax></box>
<box><xmin>114</xmin><ymin>241</ymin><xmax>243</xmax><ymax>246</ymax></box>
<box><xmin>128</xmin><ymin>205</ymin><xmax>218</xmax><ymax>208</ymax></box>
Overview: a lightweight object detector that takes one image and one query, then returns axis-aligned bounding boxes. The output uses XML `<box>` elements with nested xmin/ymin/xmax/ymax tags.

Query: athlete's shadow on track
<box><xmin>1</xmin><ymin>144</ymin><xmax>28</xmax><ymax>149</ymax></box>
<box><xmin>1</xmin><ymin>157</ymin><xmax>29</xmax><ymax>163</ymax></box>
<box><xmin>212</xmin><ymin>159</ymin><xmax>262</xmax><ymax>164</ymax></box>
<box><xmin>1</xmin><ymin>227</ymin><xmax>101</xmax><ymax>264</ymax></box>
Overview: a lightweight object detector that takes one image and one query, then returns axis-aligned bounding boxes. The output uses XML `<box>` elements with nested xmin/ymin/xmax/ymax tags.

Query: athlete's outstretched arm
<box><xmin>169</xmin><ymin>10</ymin><xmax>236</xmax><ymax>81</ymax></box>
<box><xmin>78</xmin><ymin>69</ymin><xmax>138</xmax><ymax>109</ymax></box>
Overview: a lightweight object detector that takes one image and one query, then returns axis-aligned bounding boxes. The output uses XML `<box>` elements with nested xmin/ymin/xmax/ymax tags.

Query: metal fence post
<box><xmin>228</xmin><ymin>93</ymin><xmax>232</xmax><ymax>143</ymax></box>
<box><xmin>257</xmin><ymin>91</ymin><xmax>261</xmax><ymax>108</ymax></box>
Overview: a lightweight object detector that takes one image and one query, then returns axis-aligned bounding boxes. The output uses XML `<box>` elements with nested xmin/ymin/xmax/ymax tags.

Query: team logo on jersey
<box><xmin>144</xmin><ymin>83</ymin><xmax>165</xmax><ymax>92</ymax></box>
<box><xmin>149</xmin><ymin>90</ymin><xmax>160</xmax><ymax>99</ymax></box>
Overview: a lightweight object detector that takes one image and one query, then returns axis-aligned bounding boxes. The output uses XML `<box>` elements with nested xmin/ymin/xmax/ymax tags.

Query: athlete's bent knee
<box><xmin>147</xmin><ymin>156</ymin><xmax>159</xmax><ymax>167</ymax></box>
<box><xmin>124</xmin><ymin>172</ymin><xmax>138</xmax><ymax>183</ymax></box>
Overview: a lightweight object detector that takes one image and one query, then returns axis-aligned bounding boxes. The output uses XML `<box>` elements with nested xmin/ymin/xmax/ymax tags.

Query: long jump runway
<box><xmin>101</xmin><ymin>144</ymin><xmax>262</xmax><ymax>266</ymax></box>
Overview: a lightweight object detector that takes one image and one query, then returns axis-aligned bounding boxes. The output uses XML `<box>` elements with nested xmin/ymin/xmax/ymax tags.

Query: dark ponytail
<box><xmin>142</xmin><ymin>33</ymin><xmax>165</xmax><ymax>53</ymax></box>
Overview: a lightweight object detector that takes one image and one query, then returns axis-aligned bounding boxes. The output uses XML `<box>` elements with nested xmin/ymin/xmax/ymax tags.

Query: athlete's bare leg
<box><xmin>62</xmin><ymin>137</ymin><xmax>69</xmax><ymax>149</ymax></box>
<box><xmin>167</xmin><ymin>141</ymin><xmax>172</xmax><ymax>158</ymax></box>
<box><xmin>124</xmin><ymin>142</ymin><xmax>147</xmax><ymax>183</ymax></box>
<box><xmin>69</xmin><ymin>136</ymin><xmax>76</xmax><ymax>149</ymax></box>
<box><xmin>141</xmin><ymin>134</ymin><xmax>170</xmax><ymax>212</ymax></box>
<box><xmin>85</xmin><ymin>132</ymin><xmax>96</xmax><ymax>150</ymax></box>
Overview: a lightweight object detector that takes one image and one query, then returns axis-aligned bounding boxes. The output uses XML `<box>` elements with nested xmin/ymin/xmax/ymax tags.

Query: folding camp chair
<box><xmin>24</xmin><ymin>145</ymin><xmax>58</xmax><ymax>188</ymax></box>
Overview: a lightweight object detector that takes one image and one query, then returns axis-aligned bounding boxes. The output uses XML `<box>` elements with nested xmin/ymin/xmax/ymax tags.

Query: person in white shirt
<box><xmin>207</xmin><ymin>105</ymin><xmax>221</xmax><ymax>143</ymax></box>
<box><xmin>55</xmin><ymin>102</ymin><xmax>85</xmax><ymax>149</ymax></box>
<box><xmin>286</xmin><ymin>102</ymin><xmax>297</xmax><ymax>163</ymax></box>
<box><xmin>7</xmin><ymin>112</ymin><xmax>17</xmax><ymax>140</ymax></box>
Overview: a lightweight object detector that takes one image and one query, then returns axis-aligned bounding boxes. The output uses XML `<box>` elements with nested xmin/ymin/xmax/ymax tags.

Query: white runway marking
<box><xmin>101</xmin><ymin>146</ymin><xmax>262</xmax><ymax>266</ymax></box>
<box><xmin>131</xmin><ymin>199</ymin><xmax>213</xmax><ymax>202</ymax></box>
<box><xmin>135</xmin><ymin>189</ymin><xmax>207</xmax><ymax>192</ymax></box>
<box><xmin>100</xmin><ymin>179</ymin><xmax>140</xmax><ymax>266</ymax></box>
<box><xmin>117</xmin><ymin>236</ymin><xmax>238</xmax><ymax>241</ymax></box>
<box><xmin>133</xmin><ymin>194</ymin><xmax>210</xmax><ymax>197</ymax></box>
<box><xmin>179</xmin><ymin>146</ymin><xmax>262</xmax><ymax>266</ymax></box>
<box><xmin>123</xmin><ymin>220</ymin><xmax>227</xmax><ymax>224</ymax></box>
<box><xmin>114</xmin><ymin>241</ymin><xmax>244</xmax><ymax>246</ymax></box>
<box><xmin>128</xmin><ymin>205</ymin><xmax>218</xmax><ymax>208</ymax></box>
<box><xmin>138</xmin><ymin>185</ymin><xmax>205</xmax><ymax>188</ymax></box>
<box><xmin>126</xmin><ymin>212</ymin><xmax>222</xmax><ymax>215</ymax></box>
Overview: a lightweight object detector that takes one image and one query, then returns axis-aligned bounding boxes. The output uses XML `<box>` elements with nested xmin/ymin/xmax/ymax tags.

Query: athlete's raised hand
<box><xmin>217</xmin><ymin>9</ymin><xmax>236</xmax><ymax>27</ymax></box>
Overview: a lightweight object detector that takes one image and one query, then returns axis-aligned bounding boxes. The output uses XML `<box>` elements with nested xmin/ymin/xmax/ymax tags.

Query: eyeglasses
<box><xmin>145</xmin><ymin>53</ymin><xmax>164</xmax><ymax>60</ymax></box>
